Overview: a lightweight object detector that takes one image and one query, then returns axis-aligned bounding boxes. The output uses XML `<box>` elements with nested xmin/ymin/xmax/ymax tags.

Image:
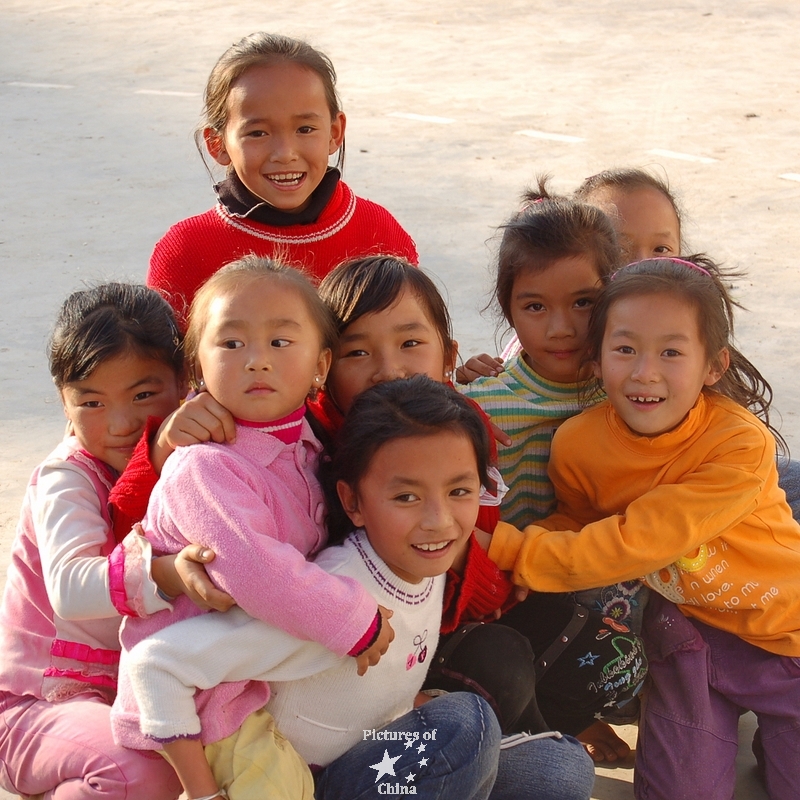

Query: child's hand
<box><xmin>151</xmin><ymin>392</ymin><xmax>236</xmax><ymax>474</ymax></box>
<box><xmin>489</xmin><ymin>420</ymin><xmax>512</xmax><ymax>448</ymax></box>
<box><xmin>355</xmin><ymin>605</ymin><xmax>395</xmax><ymax>676</ymax></box>
<box><xmin>150</xmin><ymin>537</ymin><xmax>236</xmax><ymax>612</ymax></box>
<box><xmin>455</xmin><ymin>354</ymin><xmax>504</xmax><ymax>384</ymax></box>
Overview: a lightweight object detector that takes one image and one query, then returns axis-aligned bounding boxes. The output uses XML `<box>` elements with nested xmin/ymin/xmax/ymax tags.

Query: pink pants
<box><xmin>0</xmin><ymin>691</ymin><xmax>181</xmax><ymax>800</ymax></box>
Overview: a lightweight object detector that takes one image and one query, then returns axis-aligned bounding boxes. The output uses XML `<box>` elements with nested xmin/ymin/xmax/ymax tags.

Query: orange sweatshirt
<box><xmin>489</xmin><ymin>393</ymin><xmax>800</xmax><ymax>656</ymax></box>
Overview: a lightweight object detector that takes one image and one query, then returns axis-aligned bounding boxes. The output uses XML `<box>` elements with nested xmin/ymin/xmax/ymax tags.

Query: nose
<box><xmin>108</xmin><ymin>406</ymin><xmax>141</xmax><ymax>438</ymax></box>
<box><xmin>546</xmin><ymin>308</ymin><xmax>575</xmax><ymax>339</ymax></box>
<box><xmin>246</xmin><ymin>341</ymin><xmax>272</xmax><ymax>372</ymax></box>
<box><xmin>269</xmin><ymin>133</ymin><xmax>297</xmax><ymax>164</ymax></box>
<box><xmin>631</xmin><ymin>353</ymin><xmax>659</xmax><ymax>383</ymax></box>
<box><xmin>372</xmin><ymin>354</ymin><xmax>405</xmax><ymax>385</ymax></box>
<box><xmin>421</xmin><ymin>497</ymin><xmax>455</xmax><ymax>534</ymax></box>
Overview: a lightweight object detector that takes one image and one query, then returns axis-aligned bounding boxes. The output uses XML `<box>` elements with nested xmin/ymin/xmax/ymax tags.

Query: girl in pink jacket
<box><xmin>113</xmin><ymin>255</ymin><xmax>392</xmax><ymax>800</ymax></box>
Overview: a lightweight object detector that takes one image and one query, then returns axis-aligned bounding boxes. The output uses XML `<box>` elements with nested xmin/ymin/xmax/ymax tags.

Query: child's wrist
<box><xmin>348</xmin><ymin>610</ymin><xmax>381</xmax><ymax>656</ymax></box>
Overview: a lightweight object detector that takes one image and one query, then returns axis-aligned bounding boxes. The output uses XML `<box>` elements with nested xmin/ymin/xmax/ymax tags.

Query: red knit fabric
<box><xmin>109</xmin><ymin>416</ymin><xmax>163</xmax><ymax>543</ymax></box>
<box><xmin>147</xmin><ymin>181</ymin><xmax>419</xmax><ymax>327</ymax></box>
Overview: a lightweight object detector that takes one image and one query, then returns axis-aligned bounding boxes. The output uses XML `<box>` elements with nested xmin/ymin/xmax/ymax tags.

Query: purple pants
<box><xmin>0</xmin><ymin>691</ymin><xmax>181</xmax><ymax>800</ymax></box>
<box><xmin>636</xmin><ymin>595</ymin><xmax>800</xmax><ymax>800</ymax></box>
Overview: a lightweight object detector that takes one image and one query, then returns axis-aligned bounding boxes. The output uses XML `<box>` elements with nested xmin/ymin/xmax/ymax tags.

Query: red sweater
<box><xmin>147</xmin><ymin>181</ymin><xmax>418</xmax><ymax>326</ymax></box>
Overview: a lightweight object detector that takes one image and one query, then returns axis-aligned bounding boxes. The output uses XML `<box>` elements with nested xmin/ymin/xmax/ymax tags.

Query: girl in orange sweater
<box><xmin>488</xmin><ymin>256</ymin><xmax>800</xmax><ymax>800</ymax></box>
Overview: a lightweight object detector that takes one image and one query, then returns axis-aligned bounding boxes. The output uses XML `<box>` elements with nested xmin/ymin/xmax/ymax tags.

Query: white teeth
<box><xmin>270</xmin><ymin>173</ymin><xmax>303</xmax><ymax>183</ymax></box>
<box><xmin>631</xmin><ymin>396</ymin><xmax>663</xmax><ymax>403</ymax></box>
<box><xmin>414</xmin><ymin>541</ymin><xmax>450</xmax><ymax>552</ymax></box>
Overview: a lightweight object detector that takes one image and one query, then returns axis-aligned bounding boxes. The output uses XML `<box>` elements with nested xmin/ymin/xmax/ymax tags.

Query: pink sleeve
<box><xmin>152</xmin><ymin>449</ymin><xmax>378</xmax><ymax>657</ymax></box>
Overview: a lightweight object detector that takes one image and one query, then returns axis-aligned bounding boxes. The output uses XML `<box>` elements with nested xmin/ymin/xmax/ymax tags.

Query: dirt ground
<box><xmin>2</xmin><ymin>1</ymin><xmax>798</xmax><ymax>797</ymax></box>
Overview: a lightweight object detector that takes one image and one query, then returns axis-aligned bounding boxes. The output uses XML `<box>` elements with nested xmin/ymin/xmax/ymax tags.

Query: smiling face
<box><xmin>327</xmin><ymin>288</ymin><xmax>454</xmax><ymax>414</ymax></box>
<box><xmin>195</xmin><ymin>278</ymin><xmax>331</xmax><ymax>422</ymax></box>
<box><xmin>595</xmin><ymin>186</ymin><xmax>681</xmax><ymax>263</ymax></box>
<box><xmin>509</xmin><ymin>254</ymin><xmax>602</xmax><ymax>383</ymax></box>
<box><xmin>204</xmin><ymin>61</ymin><xmax>345</xmax><ymax>213</ymax></box>
<box><xmin>596</xmin><ymin>292</ymin><xmax>726</xmax><ymax>436</ymax></box>
<box><xmin>61</xmin><ymin>351</ymin><xmax>184</xmax><ymax>473</ymax></box>
<box><xmin>338</xmin><ymin>431</ymin><xmax>481</xmax><ymax>583</ymax></box>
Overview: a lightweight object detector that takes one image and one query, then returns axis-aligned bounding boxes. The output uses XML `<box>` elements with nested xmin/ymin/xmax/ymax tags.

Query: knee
<box><xmin>421</xmin><ymin>692</ymin><xmax>501</xmax><ymax>775</ymax></box>
<box><xmin>101</xmin><ymin>749</ymin><xmax>182</xmax><ymax>800</ymax></box>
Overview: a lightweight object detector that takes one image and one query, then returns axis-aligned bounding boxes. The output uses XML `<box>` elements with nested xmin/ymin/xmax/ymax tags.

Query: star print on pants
<box><xmin>370</xmin><ymin>749</ymin><xmax>402</xmax><ymax>782</ymax></box>
<box><xmin>578</xmin><ymin>651</ymin><xmax>599</xmax><ymax>667</ymax></box>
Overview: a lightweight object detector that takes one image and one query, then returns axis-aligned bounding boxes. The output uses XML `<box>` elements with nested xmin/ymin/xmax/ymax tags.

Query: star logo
<box><xmin>369</xmin><ymin>749</ymin><xmax>402</xmax><ymax>783</ymax></box>
<box><xmin>404</xmin><ymin>739</ymin><xmax>414</xmax><ymax>749</ymax></box>
<box><xmin>417</xmin><ymin>742</ymin><xmax>427</xmax><ymax>754</ymax></box>
<box><xmin>578</xmin><ymin>651</ymin><xmax>599</xmax><ymax>667</ymax></box>
<box><xmin>406</xmin><ymin>772</ymin><xmax>416</xmax><ymax>783</ymax></box>
<box><xmin>419</xmin><ymin>757</ymin><xmax>429</xmax><ymax>767</ymax></box>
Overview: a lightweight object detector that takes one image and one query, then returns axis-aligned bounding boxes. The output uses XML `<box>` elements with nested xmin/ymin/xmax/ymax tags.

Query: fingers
<box><xmin>490</xmin><ymin>420</ymin><xmax>512</xmax><ymax>447</ymax></box>
<box><xmin>456</xmin><ymin>354</ymin><xmax>503</xmax><ymax>384</ymax></box>
<box><xmin>182</xmin><ymin>544</ymin><xmax>216</xmax><ymax>564</ymax></box>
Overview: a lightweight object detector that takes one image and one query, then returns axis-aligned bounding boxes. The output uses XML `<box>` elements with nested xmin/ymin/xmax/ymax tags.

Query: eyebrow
<box><xmin>71</xmin><ymin>375</ymin><xmax>166</xmax><ymax>396</ymax></box>
<box><xmin>217</xmin><ymin>317</ymin><xmax>302</xmax><ymax>331</ymax></box>
<box><xmin>388</xmin><ymin>471</ymin><xmax>477</xmax><ymax>488</ymax></box>
<box><xmin>242</xmin><ymin>112</ymin><xmax>324</xmax><ymax>125</ymax></box>
<box><xmin>515</xmin><ymin>286</ymin><xmax>598</xmax><ymax>300</ymax></box>
<box><xmin>609</xmin><ymin>329</ymin><xmax>690</xmax><ymax>342</ymax></box>
<box><xmin>339</xmin><ymin>321</ymin><xmax>429</xmax><ymax>343</ymax></box>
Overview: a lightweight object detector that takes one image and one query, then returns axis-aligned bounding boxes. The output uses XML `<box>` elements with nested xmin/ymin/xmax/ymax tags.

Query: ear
<box><xmin>315</xmin><ymin>348</ymin><xmax>333</xmax><ymax>387</ymax></box>
<box><xmin>203</xmin><ymin>127</ymin><xmax>231</xmax><ymax>167</ymax></box>
<box><xmin>337</xmin><ymin>480</ymin><xmax>365</xmax><ymax>528</ymax></box>
<box><xmin>445</xmin><ymin>339</ymin><xmax>459</xmax><ymax>382</ymax></box>
<box><xmin>176</xmin><ymin>370</ymin><xmax>189</xmax><ymax>400</ymax></box>
<box><xmin>328</xmin><ymin>111</ymin><xmax>346</xmax><ymax>156</ymax></box>
<box><xmin>704</xmin><ymin>348</ymin><xmax>730</xmax><ymax>387</ymax></box>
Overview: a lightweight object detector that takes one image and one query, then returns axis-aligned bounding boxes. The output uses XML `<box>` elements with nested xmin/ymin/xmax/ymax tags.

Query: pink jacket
<box><xmin>115</xmin><ymin>420</ymin><xmax>377</xmax><ymax>748</ymax></box>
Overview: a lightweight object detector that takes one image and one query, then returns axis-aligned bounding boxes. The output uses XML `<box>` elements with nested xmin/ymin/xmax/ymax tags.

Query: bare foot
<box><xmin>576</xmin><ymin>719</ymin><xmax>632</xmax><ymax>763</ymax></box>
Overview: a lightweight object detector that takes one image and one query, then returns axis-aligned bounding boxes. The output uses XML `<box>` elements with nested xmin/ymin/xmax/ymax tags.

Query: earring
<box><xmin>198</xmin><ymin>378</ymin><xmax>205</xmax><ymax>388</ymax></box>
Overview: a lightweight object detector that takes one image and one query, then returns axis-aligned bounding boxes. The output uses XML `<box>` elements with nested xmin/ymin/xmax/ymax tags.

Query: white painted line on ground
<box><xmin>647</xmin><ymin>148</ymin><xmax>718</xmax><ymax>164</ymax></box>
<box><xmin>134</xmin><ymin>89</ymin><xmax>199</xmax><ymax>97</ymax></box>
<box><xmin>5</xmin><ymin>81</ymin><xmax>73</xmax><ymax>89</ymax></box>
<box><xmin>387</xmin><ymin>111</ymin><xmax>455</xmax><ymax>124</ymax></box>
<box><xmin>779</xmin><ymin>173</ymin><xmax>800</xmax><ymax>183</ymax></box>
<box><xmin>515</xmin><ymin>129</ymin><xmax>584</xmax><ymax>143</ymax></box>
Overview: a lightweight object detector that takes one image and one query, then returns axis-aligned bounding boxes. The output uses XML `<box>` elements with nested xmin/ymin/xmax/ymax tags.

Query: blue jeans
<box><xmin>314</xmin><ymin>693</ymin><xmax>594</xmax><ymax>800</ymax></box>
<box><xmin>314</xmin><ymin>693</ymin><xmax>498</xmax><ymax>800</ymax></box>
<box><xmin>493</xmin><ymin>732</ymin><xmax>595</xmax><ymax>800</ymax></box>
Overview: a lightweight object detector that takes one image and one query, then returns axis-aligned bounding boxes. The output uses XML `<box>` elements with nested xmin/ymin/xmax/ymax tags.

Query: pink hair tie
<box><xmin>610</xmin><ymin>257</ymin><xmax>712</xmax><ymax>281</ymax></box>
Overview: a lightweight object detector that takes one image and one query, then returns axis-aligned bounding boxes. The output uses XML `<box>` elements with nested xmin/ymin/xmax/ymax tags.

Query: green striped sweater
<box><xmin>460</xmin><ymin>354</ymin><xmax>589</xmax><ymax>528</ymax></box>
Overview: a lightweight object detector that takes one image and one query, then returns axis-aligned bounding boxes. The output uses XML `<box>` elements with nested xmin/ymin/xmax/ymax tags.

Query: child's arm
<box><xmin>110</xmin><ymin>394</ymin><xmax>236</xmax><ymax>537</ymax></box>
<box><xmin>150</xmin><ymin>392</ymin><xmax>237</xmax><ymax>474</ymax></box>
<box><xmin>489</xmin><ymin>447</ymin><xmax>766</xmax><ymax>593</ymax></box>
<box><xmin>35</xmin><ymin>459</ymin><xmax>171</xmax><ymax>620</ymax></box>
<box><xmin>155</xmin><ymin>447</ymin><xmax>380</xmax><ymax>658</ymax></box>
<box><xmin>162</xmin><ymin>739</ymin><xmax>222</xmax><ymax>800</ymax></box>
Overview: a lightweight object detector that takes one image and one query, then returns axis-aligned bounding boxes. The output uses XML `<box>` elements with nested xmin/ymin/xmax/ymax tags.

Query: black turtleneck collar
<box><xmin>215</xmin><ymin>168</ymin><xmax>340</xmax><ymax>226</ymax></box>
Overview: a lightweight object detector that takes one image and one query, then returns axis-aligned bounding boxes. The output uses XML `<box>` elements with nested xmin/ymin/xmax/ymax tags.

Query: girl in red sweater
<box><xmin>147</xmin><ymin>32</ymin><xmax>418</xmax><ymax>327</ymax></box>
